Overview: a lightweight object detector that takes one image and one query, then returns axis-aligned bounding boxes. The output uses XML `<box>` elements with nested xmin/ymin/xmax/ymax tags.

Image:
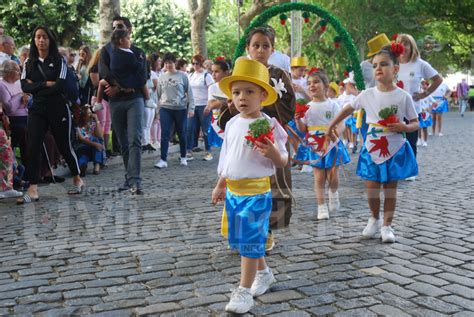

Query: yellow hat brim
<box><xmin>219</xmin><ymin>75</ymin><xmax>278</xmax><ymax>107</ymax></box>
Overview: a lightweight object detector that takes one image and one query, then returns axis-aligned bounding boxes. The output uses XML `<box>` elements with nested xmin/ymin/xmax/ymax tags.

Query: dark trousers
<box><xmin>160</xmin><ymin>108</ymin><xmax>187</xmax><ymax>161</ymax></box>
<box><xmin>406</xmin><ymin>130</ymin><xmax>417</xmax><ymax>157</ymax></box>
<box><xmin>26</xmin><ymin>101</ymin><xmax>80</xmax><ymax>184</ymax></box>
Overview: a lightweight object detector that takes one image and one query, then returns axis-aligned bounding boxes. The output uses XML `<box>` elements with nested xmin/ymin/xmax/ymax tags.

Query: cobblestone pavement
<box><xmin>0</xmin><ymin>112</ymin><xmax>473</xmax><ymax>317</ymax></box>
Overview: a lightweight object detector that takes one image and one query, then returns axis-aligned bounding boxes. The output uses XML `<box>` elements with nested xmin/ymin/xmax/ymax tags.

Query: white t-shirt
<box><xmin>217</xmin><ymin>113</ymin><xmax>288</xmax><ymax>180</ymax></box>
<box><xmin>302</xmin><ymin>99</ymin><xmax>341</xmax><ymax>126</ymax></box>
<box><xmin>207</xmin><ymin>82</ymin><xmax>226</xmax><ymax>102</ymax></box>
<box><xmin>188</xmin><ymin>71</ymin><xmax>214</xmax><ymax>106</ymax></box>
<box><xmin>351</xmin><ymin>87</ymin><xmax>418</xmax><ymax>124</ymax></box>
<box><xmin>398</xmin><ymin>58</ymin><xmax>438</xmax><ymax>97</ymax></box>
<box><xmin>337</xmin><ymin>92</ymin><xmax>356</xmax><ymax>108</ymax></box>
<box><xmin>292</xmin><ymin>76</ymin><xmax>308</xmax><ymax>100</ymax></box>
<box><xmin>268</xmin><ymin>51</ymin><xmax>291</xmax><ymax>73</ymax></box>
<box><xmin>420</xmin><ymin>95</ymin><xmax>435</xmax><ymax>111</ymax></box>
<box><xmin>431</xmin><ymin>82</ymin><xmax>450</xmax><ymax>98</ymax></box>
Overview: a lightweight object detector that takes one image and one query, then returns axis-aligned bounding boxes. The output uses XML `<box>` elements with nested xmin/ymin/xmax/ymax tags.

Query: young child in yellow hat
<box><xmin>212</xmin><ymin>57</ymin><xmax>288</xmax><ymax>314</ymax></box>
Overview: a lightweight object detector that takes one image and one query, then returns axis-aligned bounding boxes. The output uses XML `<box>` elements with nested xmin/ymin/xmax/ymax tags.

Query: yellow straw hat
<box><xmin>367</xmin><ymin>33</ymin><xmax>391</xmax><ymax>57</ymax></box>
<box><xmin>328</xmin><ymin>82</ymin><xmax>339</xmax><ymax>97</ymax></box>
<box><xmin>291</xmin><ymin>56</ymin><xmax>308</xmax><ymax>67</ymax></box>
<box><xmin>219</xmin><ymin>58</ymin><xmax>277</xmax><ymax>106</ymax></box>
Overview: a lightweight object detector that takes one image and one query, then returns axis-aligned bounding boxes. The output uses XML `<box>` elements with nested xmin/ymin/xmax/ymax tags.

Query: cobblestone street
<box><xmin>0</xmin><ymin>112</ymin><xmax>473</xmax><ymax>316</ymax></box>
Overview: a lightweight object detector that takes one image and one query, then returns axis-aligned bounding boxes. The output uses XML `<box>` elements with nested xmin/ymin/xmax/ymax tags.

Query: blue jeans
<box><xmin>186</xmin><ymin>105</ymin><xmax>211</xmax><ymax>152</ymax></box>
<box><xmin>76</xmin><ymin>136</ymin><xmax>105</xmax><ymax>167</ymax></box>
<box><xmin>160</xmin><ymin>108</ymin><xmax>187</xmax><ymax>161</ymax></box>
<box><xmin>459</xmin><ymin>98</ymin><xmax>467</xmax><ymax>115</ymax></box>
<box><xmin>110</xmin><ymin>97</ymin><xmax>144</xmax><ymax>187</ymax></box>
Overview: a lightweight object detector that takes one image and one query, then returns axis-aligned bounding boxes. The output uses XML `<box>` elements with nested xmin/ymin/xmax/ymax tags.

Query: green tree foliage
<box><xmin>205</xmin><ymin>0</ymin><xmax>239</xmax><ymax>60</ymax></box>
<box><xmin>122</xmin><ymin>0</ymin><xmax>192</xmax><ymax>57</ymax></box>
<box><xmin>0</xmin><ymin>0</ymin><xmax>97</xmax><ymax>47</ymax></box>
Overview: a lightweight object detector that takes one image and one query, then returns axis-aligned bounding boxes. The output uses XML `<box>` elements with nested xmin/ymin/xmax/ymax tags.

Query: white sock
<box><xmin>257</xmin><ymin>267</ymin><xmax>270</xmax><ymax>274</ymax></box>
<box><xmin>238</xmin><ymin>286</ymin><xmax>251</xmax><ymax>291</ymax></box>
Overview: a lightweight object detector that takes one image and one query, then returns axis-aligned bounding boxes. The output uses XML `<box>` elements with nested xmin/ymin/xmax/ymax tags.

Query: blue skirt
<box><xmin>418</xmin><ymin>113</ymin><xmax>432</xmax><ymax>128</ymax></box>
<box><xmin>345</xmin><ymin>116</ymin><xmax>355</xmax><ymax>127</ymax></box>
<box><xmin>226</xmin><ymin>190</ymin><xmax>272</xmax><ymax>258</ymax></box>
<box><xmin>357</xmin><ymin>142</ymin><xmax>418</xmax><ymax>183</ymax></box>
<box><xmin>294</xmin><ymin>143</ymin><xmax>310</xmax><ymax>163</ymax></box>
<box><xmin>208</xmin><ymin>126</ymin><xmax>223</xmax><ymax>148</ymax></box>
<box><xmin>309</xmin><ymin>140</ymin><xmax>351</xmax><ymax>169</ymax></box>
<box><xmin>432</xmin><ymin>97</ymin><xmax>448</xmax><ymax>113</ymax></box>
<box><xmin>287</xmin><ymin>119</ymin><xmax>306</xmax><ymax>139</ymax></box>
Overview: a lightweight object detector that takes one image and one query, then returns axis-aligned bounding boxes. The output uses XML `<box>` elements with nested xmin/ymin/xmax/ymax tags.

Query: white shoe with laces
<box><xmin>381</xmin><ymin>225</ymin><xmax>396</xmax><ymax>243</ymax></box>
<box><xmin>180</xmin><ymin>157</ymin><xmax>188</xmax><ymax>166</ymax></box>
<box><xmin>348</xmin><ymin>142</ymin><xmax>354</xmax><ymax>149</ymax></box>
<box><xmin>250</xmin><ymin>269</ymin><xmax>276</xmax><ymax>297</ymax></box>
<box><xmin>154</xmin><ymin>159</ymin><xmax>168</xmax><ymax>169</ymax></box>
<box><xmin>416</xmin><ymin>138</ymin><xmax>422</xmax><ymax>146</ymax></box>
<box><xmin>225</xmin><ymin>287</ymin><xmax>254</xmax><ymax>313</ymax></box>
<box><xmin>0</xmin><ymin>189</ymin><xmax>23</xmax><ymax>199</ymax></box>
<box><xmin>438</xmin><ymin>132</ymin><xmax>444</xmax><ymax>137</ymax></box>
<box><xmin>328</xmin><ymin>191</ymin><xmax>340</xmax><ymax>212</ymax></box>
<box><xmin>362</xmin><ymin>217</ymin><xmax>382</xmax><ymax>238</ymax></box>
<box><xmin>422</xmin><ymin>141</ymin><xmax>428</xmax><ymax>147</ymax></box>
<box><xmin>317</xmin><ymin>204</ymin><xmax>329</xmax><ymax>220</ymax></box>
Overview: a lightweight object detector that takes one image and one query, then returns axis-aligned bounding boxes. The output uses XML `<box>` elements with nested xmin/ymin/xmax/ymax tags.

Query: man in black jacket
<box><xmin>99</xmin><ymin>16</ymin><xmax>147</xmax><ymax>195</ymax></box>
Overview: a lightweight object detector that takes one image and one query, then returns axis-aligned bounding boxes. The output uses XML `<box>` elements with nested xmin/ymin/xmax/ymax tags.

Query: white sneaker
<box><xmin>422</xmin><ymin>141</ymin><xmax>428</xmax><ymax>147</ymax></box>
<box><xmin>180</xmin><ymin>157</ymin><xmax>188</xmax><ymax>166</ymax></box>
<box><xmin>416</xmin><ymin>138</ymin><xmax>422</xmax><ymax>146</ymax></box>
<box><xmin>328</xmin><ymin>191</ymin><xmax>340</xmax><ymax>212</ymax></box>
<box><xmin>381</xmin><ymin>225</ymin><xmax>396</xmax><ymax>243</ymax></box>
<box><xmin>428</xmin><ymin>131</ymin><xmax>433</xmax><ymax>136</ymax></box>
<box><xmin>250</xmin><ymin>268</ymin><xmax>276</xmax><ymax>297</ymax></box>
<box><xmin>405</xmin><ymin>176</ymin><xmax>416</xmax><ymax>181</ymax></box>
<box><xmin>317</xmin><ymin>204</ymin><xmax>329</xmax><ymax>220</ymax></box>
<box><xmin>438</xmin><ymin>133</ymin><xmax>443</xmax><ymax>137</ymax></box>
<box><xmin>301</xmin><ymin>165</ymin><xmax>313</xmax><ymax>173</ymax></box>
<box><xmin>362</xmin><ymin>217</ymin><xmax>382</xmax><ymax>238</ymax></box>
<box><xmin>225</xmin><ymin>287</ymin><xmax>254</xmax><ymax>314</ymax></box>
<box><xmin>348</xmin><ymin>142</ymin><xmax>354</xmax><ymax>149</ymax></box>
<box><xmin>0</xmin><ymin>189</ymin><xmax>23</xmax><ymax>199</ymax></box>
<box><xmin>154</xmin><ymin>159</ymin><xmax>168</xmax><ymax>169</ymax></box>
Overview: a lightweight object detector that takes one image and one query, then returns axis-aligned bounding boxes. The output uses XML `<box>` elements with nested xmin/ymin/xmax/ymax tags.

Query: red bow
<box><xmin>307</xmin><ymin>134</ymin><xmax>327</xmax><ymax>152</ymax></box>
<box><xmin>378</xmin><ymin>114</ymin><xmax>399</xmax><ymax>126</ymax></box>
<box><xmin>307</xmin><ymin>67</ymin><xmax>319</xmax><ymax>76</ymax></box>
<box><xmin>391</xmin><ymin>43</ymin><xmax>404</xmax><ymax>57</ymax></box>
<box><xmin>215</xmin><ymin>56</ymin><xmax>225</xmax><ymax>61</ymax></box>
<box><xmin>245</xmin><ymin>128</ymin><xmax>275</xmax><ymax>146</ymax></box>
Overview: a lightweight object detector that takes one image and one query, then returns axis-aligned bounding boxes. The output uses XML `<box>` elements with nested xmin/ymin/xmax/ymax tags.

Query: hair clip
<box><xmin>215</xmin><ymin>56</ymin><xmax>226</xmax><ymax>62</ymax></box>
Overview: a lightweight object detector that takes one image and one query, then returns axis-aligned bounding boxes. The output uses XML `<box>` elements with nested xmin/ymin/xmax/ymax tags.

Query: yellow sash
<box><xmin>369</xmin><ymin>123</ymin><xmax>390</xmax><ymax>132</ymax></box>
<box><xmin>221</xmin><ymin>177</ymin><xmax>271</xmax><ymax>237</ymax></box>
<box><xmin>307</xmin><ymin>125</ymin><xmax>328</xmax><ymax>132</ymax></box>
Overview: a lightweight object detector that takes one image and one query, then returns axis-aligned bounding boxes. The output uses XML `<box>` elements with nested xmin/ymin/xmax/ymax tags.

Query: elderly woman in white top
<box><xmin>186</xmin><ymin>54</ymin><xmax>214</xmax><ymax>161</ymax></box>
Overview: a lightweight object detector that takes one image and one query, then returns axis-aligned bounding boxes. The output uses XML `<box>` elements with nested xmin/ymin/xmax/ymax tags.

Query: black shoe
<box><xmin>192</xmin><ymin>147</ymin><xmax>203</xmax><ymax>152</ymax></box>
<box><xmin>130</xmin><ymin>186</ymin><xmax>143</xmax><ymax>195</ymax></box>
<box><xmin>118</xmin><ymin>182</ymin><xmax>130</xmax><ymax>192</ymax></box>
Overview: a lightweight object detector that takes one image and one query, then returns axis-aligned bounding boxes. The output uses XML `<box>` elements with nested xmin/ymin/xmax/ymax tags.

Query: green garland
<box><xmin>233</xmin><ymin>2</ymin><xmax>365</xmax><ymax>91</ymax></box>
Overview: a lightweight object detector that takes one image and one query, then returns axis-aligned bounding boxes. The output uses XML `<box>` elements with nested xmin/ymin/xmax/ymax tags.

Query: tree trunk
<box><xmin>188</xmin><ymin>0</ymin><xmax>211</xmax><ymax>58</ymax></box>
<box><xmin>239</xmin><ymin>0</ymin><xmax>289</xmax><ymax>31</ymax></box>
<box><xmin>99</xmin><ymin>0</ymin><xmax>121</xmax><ymax>46</ymax></box>
<box><xmin>60</xmin><ymin>0</ymin><xmax>98</xmax><ymax>46</ymax></box>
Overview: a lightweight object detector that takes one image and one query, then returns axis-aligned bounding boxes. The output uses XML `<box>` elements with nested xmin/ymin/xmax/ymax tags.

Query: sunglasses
<box><xmin>192</xmin><ymin>62</ymin><xmax>200</xmax><ymax>65</ymax></box>
<box><xmin>113</xmin><ymin>24</ymin><xmax>125</xmax><ymax>30</ymax></box>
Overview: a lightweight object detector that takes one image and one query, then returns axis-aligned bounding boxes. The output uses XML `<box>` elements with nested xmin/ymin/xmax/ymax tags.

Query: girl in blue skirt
<box><xmin>327</xmin><ymin>44</ymin><xmax>419</xmax><ymax>243</ymax></box>
<box><xmin>296</xmin><ymin>70</ymin><xmax>350</xmax><ymax>220</ymax></box>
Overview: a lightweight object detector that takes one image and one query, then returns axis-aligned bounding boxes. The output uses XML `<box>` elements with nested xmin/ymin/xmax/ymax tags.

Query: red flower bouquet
<box><xmin>245</xmin><ymin>118</ymin><xmax>274</xmax><ymax>147</ymax></box>
<box><xmin>295</xmin><ymin>98</ymin><xmax>310</xmax><ymax>117</ymax></box>
<box><xmin>377</xmin><ymin>105</ymin><xmax>399</xmax><ymax>126</ymax></box>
